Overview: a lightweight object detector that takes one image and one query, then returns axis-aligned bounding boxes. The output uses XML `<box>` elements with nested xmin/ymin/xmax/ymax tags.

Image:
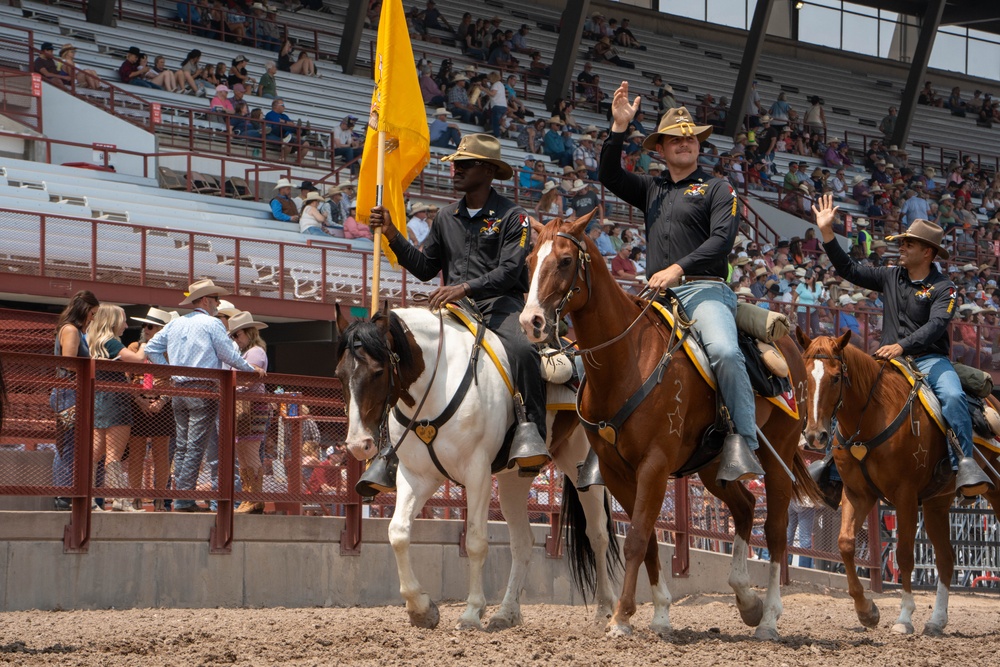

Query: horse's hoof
<box><xmin>738</xmin><ymin>596</ymin><xmax>765</xmax><ymax>627</ymax></box>
<box><xmin>650</xmin><ymin>622</ymin><xmax>672</xmax><ymax>639</ymax></box>
<box><xmin>486</xmin><ymin>613</ymin><xmax>522</xmax><ymax>631</ymax></box>
<box><xmin>754</xmin><ymin>625</ymin><xmax>780</xmax><ymax>641</ymax></box>
<box><xmin>858</xmin><ymin>601</ymin><xmax>880</xmax><ymax>629</ymax></box>
<box><xmin>408</xmin><ymin>600</ymin><xmax>440</xmax><ymax>629</ymax></box>
<box><xmin>923</xmin><ymin>623</ymin><xmax>945</xmax><ymax>637</ymax></box>
<box><xmin>891</xmin><ymin>622</ymin><xmax>914</xmax><ymax>635</ymax></box>
<box><xmin>606</xmin><ymin>623</ymin><xmax>633</xmax><ymax>638</ymax></box>
<box><xmin>455</xmin><ymin>618</ymin><xmax>482</xmax><ymax>631</ymax></box>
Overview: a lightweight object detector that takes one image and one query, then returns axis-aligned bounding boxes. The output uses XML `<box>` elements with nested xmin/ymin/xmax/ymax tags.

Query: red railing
<box><xmin>843</xmin><ymin>130</ymin><xmax>1000</xmax><ymax>177</ymax></box>
<box><xmin>0</xmin><ymin>69</ymin><xmax>42</xmax><ymax>133</ymax></box>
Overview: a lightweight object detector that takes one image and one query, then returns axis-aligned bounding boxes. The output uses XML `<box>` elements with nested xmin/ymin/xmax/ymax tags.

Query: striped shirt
<box><xmin>145</xmin><ymin>309</ymin><xmax>254</xmax><ymax>383</ymax></box>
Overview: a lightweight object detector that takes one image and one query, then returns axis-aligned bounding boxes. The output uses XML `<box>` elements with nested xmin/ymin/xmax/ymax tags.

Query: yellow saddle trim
<box><xmin>889</xmin><ymin>359</ymin><xmax>1000</xmax><ymax>453</ymax></box>
<box><xmin>650</xmin><ymin>301</ymin><xmax>800</xmax><ymax>420</ymax></box>
<box><xmin>444</xmin><ymin>304</ymin><xmax>516</xmax><ymax>397</ymax></box>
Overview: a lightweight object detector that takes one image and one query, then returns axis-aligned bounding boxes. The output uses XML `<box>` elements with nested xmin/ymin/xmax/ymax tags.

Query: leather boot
<box><xmin>716</xmin><ymin>434</ymin><xmax>765</xmax><ymax>484</ymax></box>
<box><xmin>576</xmin><ymin>447</ymin><xmax>605</xmax><ymax>492</ymax></box>
<box><xmin>956</xmin><ymin>456</ymin><xmax>994</xmax><ymax>497</ymax></box>
<box><xmin>356</xmin><ymin>448</ymin><xmax>399</xmax><ymax>498</ymax></box>
<box><xmin>236</xmin><ymin>468</ymin><xmax>264</xmax><ymax>514</ymax></box>
<box><xmin>808</xmin><ymin>455</ymin><xmax>843</xmax><ymax>509</ymax></box>
<box><xmin>506</xmin><ymin>421</ymin><xmax>550</xmax><ymax>471</ymax></box>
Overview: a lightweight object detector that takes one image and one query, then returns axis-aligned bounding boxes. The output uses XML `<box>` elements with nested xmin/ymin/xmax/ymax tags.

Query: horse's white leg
<box><xmin>649</xmin><ymin>573</ymin><xmax>673</xmax><ymax>638</ymax></box>
<box><xmin>456</xmin><ymin>463</ymin><xmax>493</xmax><ymax>630</ymax></box>
<box><xmin>924</xmin><ymin>580</ymin><xmax>950</xmax><ymax>635</ymax></box>
<box><xmin>754</xmin><ymin>560</ymin><xmax>784</xmax><ymax>640</ymax></box>
<box><xmin>893</xmin><ymin>589</ymin><xmax>917</xmax><ymax>635</ymax></box>
<box><xmin>728</xmin><ymin>535</ymin><xmax>763</xmax><ymax>626</ymax></box>
<box><xmin>486</xmin><ymin>471</ymin><xmax>535</xmax><ymax>631</ymax></box>
<box><xmin>552</xmin><ymin>435</ymin><xmax>617</xmax><ymax>623</ymax></box>
<box><xmin>388</xmin><ymin>466</ymin><xmax>441</xmax><ymax>629</ymax></box>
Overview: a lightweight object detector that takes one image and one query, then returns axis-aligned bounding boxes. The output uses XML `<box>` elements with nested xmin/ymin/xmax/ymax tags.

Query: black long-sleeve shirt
<box><xmin>598</xmin><ymin>130</ymin><xmax>738</xmax><ymax>279</ymax></box>
<box><xmin>387</xmin><ymin>188</ymin><xmax>530</xmax><ymax>301</ymax></box>
<box><xmin>824</xmin><ymin>239</ymin><xmax>957</xmax><ymax>356</ymax></box>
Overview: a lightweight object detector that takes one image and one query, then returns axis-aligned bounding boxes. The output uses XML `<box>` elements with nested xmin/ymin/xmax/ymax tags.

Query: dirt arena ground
<box><xmin>1</xmin><ymin>583</ymin><xmax>998</xmax><ymax>666</ymax></box>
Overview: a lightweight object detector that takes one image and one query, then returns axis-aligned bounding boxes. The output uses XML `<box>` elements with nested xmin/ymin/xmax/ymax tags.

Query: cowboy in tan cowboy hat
<box><xmin>595</xmin><ymin>81</ymin><xmax>764</xmax><ymax>484</ymax></box>
<box><xmin>812</xmin><ymin>193</ymin><xmax>992</xmax><ymax>497</ymax></box>
<box><xmin>364</xmin><ymin>133</ymin><xmax>549</xmax><ymax>494</ymax></box>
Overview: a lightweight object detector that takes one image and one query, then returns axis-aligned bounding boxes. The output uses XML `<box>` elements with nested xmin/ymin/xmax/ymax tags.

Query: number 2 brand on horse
<box><xmin>519</xmin><ymin>83</ymin><xmax>823</xmax><ymax>640</ymax></box>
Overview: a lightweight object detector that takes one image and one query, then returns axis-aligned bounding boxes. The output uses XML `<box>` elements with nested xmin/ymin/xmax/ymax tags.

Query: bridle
<box><xmin>545</xmin><ymin>231</ymin><xmax>658</xmax><ymax>359</ymax></box>
<box><xmin>804</xmin><ymin>352</ymin><xmax>851</xmax><ymax>425</ymax></box>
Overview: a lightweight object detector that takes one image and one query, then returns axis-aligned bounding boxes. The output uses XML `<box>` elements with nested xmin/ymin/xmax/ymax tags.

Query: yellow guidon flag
<box><xmin>356</xmin><ymin>0</ymin><xmax>431</xmax><ymax>268</ymax></box>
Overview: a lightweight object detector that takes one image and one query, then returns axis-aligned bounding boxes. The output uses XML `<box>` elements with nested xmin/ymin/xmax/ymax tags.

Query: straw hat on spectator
<box><xmin>59</xmin><ymin>44</ymin><xmax>77</xmax><ymax>57</ymax></box>
<box><xmin>227</xmin><ymin>311</ymin><xmax>268</xmax><ymax>333</ymax></box>
<box><xmin>649</xmin><ymin>163</ymin><xmax>665</xmax><ymax>173</ymax></box>
<box><xmin>627</xmin><ymin>131</ymin><xmax>643</xmax><ymax>140</ymax></box>
<box><xmin>326</xmin><ymin>184</ymin><xmax>347</xmax><ymax>196</ymax></box>
<box><xmin>179</xmin><ymin>279</ymin><xmax>230</xmax><ymax>305</ymax></box>
<box><xmin>885</xmin><ymin>218</ymin><xmax>949</xmax><ymax>259</ymax></box>
<box><xmin>434</xmin><ymin>107</ymin><xmax>448</xmax><ymax>117</ymax></box>
<box><xmin>754</xmin><ymin>267</ymin><xmax>768</xmax><ymax>278</ymax></box>
<box><xmin>736</xmin><ymin>287</ymin><xmax>753</xmax><ymax>297</ymax></box>
<box><xmin>798</xmin><ymin>183</ymin><xmax>811</xmax><ymax>194</ymax></box>
<box><xmin>870</xmin><ymin>184</ymin><xmax>885</xmax><ymax>194</ymax></box>
<box><xmin>302</xmin><ymin>191</ymin><xmax>323</xmax><ymax>204</ymax></box>
<box><xmin>217</xmin><ymin>300</ymin><xmax>241</xmax><ymax>319</ymax></box>
<box><xmin>961</xmin><ymin>263</ymin><xmax>977</xmax><ymax>272</ymax></box>
<box><xmin>851</xmin><ymin>175</ymin><xmax>865</xmax><ymax>185</ymax></box>
<box><xmin>541</xmin><ymin>180</ymin><xmax>558</xmax><ymax>194</ymax></box>
<box><xmin>871</xmin><ymin>240</ymin><xmax>887</xmax><ymax>249</ymax></box>
<box><xmin>410</xmin><ymin>202</ymin><xmax>431</xmax><ymax>214</ymax></box>
<box><xmin>547</xmin><ymin>116</ymin><xmax>564</xmax><ymax>126</ymax></box>
<box><xmin>794</xmin><ymin>267</ymin><xmax>807</xmax><ymax>278</ymax></box>
<box><xmin>856</xmin><ymin>218</ymin><xmax>869</xmax><ymax>227</ymax></box>
<box><xmin>838</xmin><ymin>294</ymin><xmax>853</xmax><ymax>306</ymax></box>
<box><xmin>570</xmin><ymin>179</ymin><xmax>588</xmax><ymax>193</ymax></box>
<box><xmin>642</xmin><ymin>107</ymin><xmax>712</xmax><ymax>150</ymax></box>
<box><xmin>736</xmin><ymin>256</ymin><xmax>750</xmax><ymax>266</ymax></box>
<box><xmin>939</xmin><ymin>193</ymin><xmax>953</xmax><ymax>202</ymax></box>
<box><xmin>924</xmin><ymin>167</ymin><xmax>936</xmax><ymax>176</ymax></box>
<box><xmin>561</xmin><ymin>165</ymin><xmax>574</xmax><ymax>175</ymax></box>
<box><xmin>439</xmin><ymin>133</ymin><xmax>513</xmax><ymax>180</ymax></box>
<box><xmin>274</xmin><ymin>178</ymin><xmax>294</xmax><ymax>190</ymax></box>
<box><xmin>131</xmin><ymin>307</ymin><xmax>172</xmax><ymax>327</ymax></box>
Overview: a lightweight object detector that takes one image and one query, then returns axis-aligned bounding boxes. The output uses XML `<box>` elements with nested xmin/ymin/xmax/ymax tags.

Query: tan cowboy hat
<box><xmin>433</xmin><ymin>107</ymin><xmax>448</xmax><ymax>116</ymax></box>
<box><xmin>303</xmin><ymin>191</ymin><xmax>323</xmax><ymax>203</ymax></box>
<box><xmin>217</xmin><ymin>299</ymin><xmax>242</xmax><ymax>319</ymax></box>
<box><xmin>541</xmin><ymin>180</ymin><xmax>558</xmax><ymax>194</ymax></box>
<box><xmin>871</xmin><ymin>240</ymin><xmax>887</xmax><ymax>249</ymax></box>
<box><xmin>642</xmin><ymin>107</ymin><xmax>712</xmax><ymax>150</ymax></box>
<box><xmin>547</xmin><ymin>116</ymin><xmax>564</xmax><ymax>125</ymax></box>
<box><xmin>648</xmin><ymin>163</ymin><xmax>665</xmax><ymax>172</ymax></box>
<box><xmin>561</xmin><ymin>165</ymin><xmax>574</xmax><ymax>175</ymax></box>
<box><xmin>570</xmin><ymin>179</ymin><xmax>588</xmax><ymax>193</ymax></box>
<box><xmin>962</xmin><ymin>263</ymin><xmax>977</xmax><ymax>272</ymax></box>
<box><xmin>627</xmin><ymin>131</ymin><xmax>643</xmax><ymax>140</ymax></box>
<box><xmin>59</xmin><ymin>43</ymin><xmax>77</xmax><ymax>56</ymax></box>
<box><xmin>736</xmin><ymin>287</ymin><xmax>754</xmax><ymax>297</ymax></box>
<box><xmin>798</xmin><ymin>182</ymin><xmax>811</xmax><ymax>193</ymax></box>
<box><xmin>886</xmin><ymin>218</ymin><xmax>949</xmax><ymax>259</ymax></box>
<box><xmin>440</xmin><ymin>133</ymin><xmax>513</xmax><ymax>180</ymax></box>
<box><xmin>179</xmin><ymin>279</ymin><xmax>230</xmax><ymax>305</ymax></box>
<box><xmin>131</xmin><ymin>307</ymin><xmax>172</xmax><ymax>327</ymax></box>
<box><xmin>754</xmin><ymin>267</ymin><xmax>769</xmax><ymax>278</ymax></box>
<box><xmin>410</xmin><ymin>202</ymin><xmax>430</xmax><ymax>214</ymax></box>
<box><xmin>855</xmin><ymin>218</ymin><xmax>869</xmax><ymax>227</ymax></box>
<box><xmin>274</xmin><ymin>178</ymin><xmax>294</xmax><ymax>190</ymax></box>
<box><xmin>735</xmin><ymin>256</ymin><xmax>750</xmax><ymax>266</ymax></box>
<box><xmin>227</xmin><ymin>311</ymin><xmax>268</xmax><ymax>333</ymax></box>
<box><xmin>326</xmin><ymin>184</ymin><xmax>346</xmax><ymax>196</ymax></box>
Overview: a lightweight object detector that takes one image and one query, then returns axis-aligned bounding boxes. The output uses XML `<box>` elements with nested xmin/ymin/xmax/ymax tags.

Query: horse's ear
<box><xmin>836</xmin><ymin>329</ymin><xmax>852</xmax><ymax>350</ymax></box>
<box><xmin>795</xmin><ymin>327</ymin><xmax>812</xmax><ymax>350</ymax></box>
<box><xmin>374</xmin><ymin>302</ymin><xmax>391</xmax><ymax>333</ymax></box>
<box><xmin>529</xmin><ymin>215</ymin><xmax>545</xmax><ymax>236</ymax></box>
<box><xmin>566</xmin><ymin>208</ymin><xmax>596</xmax><ymax>238</ymax></box>
<box><xmin>335</xmin><ymin>301</ymin><xmax>351</xmax><ymax>335</ymax></box>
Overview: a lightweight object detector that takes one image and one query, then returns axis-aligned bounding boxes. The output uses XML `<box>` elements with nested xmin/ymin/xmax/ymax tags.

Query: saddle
<box><xmin>889</xmin><ymin>359</ymin><xmax>1000</xmax><ymax>453</ymax></box>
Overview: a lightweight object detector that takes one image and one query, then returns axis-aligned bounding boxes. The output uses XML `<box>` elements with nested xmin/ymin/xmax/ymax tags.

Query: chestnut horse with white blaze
<box><xmin>798</xmin><ymin>330</ymin><xmax>1000</xmax><ymax>635</ymax></box>
<box><xmin>336</xmin><ymin>307</ymin><xmax>619</xmax><ymax>630</ymax></box>
<box><xmin>520</xmin><ymin>213</ymin><xmax>823</xmax><ymax>639</ymax></box>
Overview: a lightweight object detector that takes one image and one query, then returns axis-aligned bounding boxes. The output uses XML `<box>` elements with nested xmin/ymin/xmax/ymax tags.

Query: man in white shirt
<box><xmin>407</xmin><ymin>202</ymin><xmax>432</xmax><ymax>247</ymax></box>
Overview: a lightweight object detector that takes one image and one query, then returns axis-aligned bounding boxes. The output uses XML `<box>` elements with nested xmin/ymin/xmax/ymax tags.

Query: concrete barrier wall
<box><xmin>0</xmin><ymin>513</ymin><xmax>857</xmax><ymax>611</ymax></box>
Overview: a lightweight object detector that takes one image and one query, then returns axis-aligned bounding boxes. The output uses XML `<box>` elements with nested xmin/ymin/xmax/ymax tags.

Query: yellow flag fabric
<box><xmin>356</xmin><ymin>0</ymin><xmax>431</xmax><ymax>266</ymax></box>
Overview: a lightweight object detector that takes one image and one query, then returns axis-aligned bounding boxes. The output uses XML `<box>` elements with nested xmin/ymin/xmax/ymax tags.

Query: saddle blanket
<box><xmin>890</xmin><ymin>359</ymin><xmax>1000</xmax><ymax>453</ymax></box>
<box><xmin>650</xmin><ymin>301</ymin><xmax>800</xmax><ymax>420</ymax></box>
<box><xmin>444</xmin><ymin>305</ymin><xmax>576</xmax><ymax>412</ymax></box>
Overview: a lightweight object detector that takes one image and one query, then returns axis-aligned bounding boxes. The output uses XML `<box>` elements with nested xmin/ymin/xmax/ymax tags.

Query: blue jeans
<box><xmin>787</xmin><ymin>502</ymin><xmax>815</xmax><ymax>569</ymax></box>
<box><xmin>670</xmin><ymin>281</ymin><xmax>758</xmax><ymax>450</ymax></box>
<box><xmin>54</xmin><ymin>425</ymin><xmax>75</xmax><ymax>488</ymax></box>
<box><xmin>171</xmin><ymin>396</ymin><xmax>218</xmax><ymax>508</ymax></box>
<box><xmin>491</xmin><ymin>105</ymin><xmax>506</xmax><ymax>137</ymax></box>
<box><xmin>301</xmin><ymin>226</ymin><xmax>328</xmax><ymax>236</ymax></box>
<box><xmin>913</xmin><ymin>353</ymin><xmax>972</xmax><ymax>466</ymax></box>
<box><xmin>430</xmin><ymin>127</ymin><xmax>461</xmax><ymax>148</ymax></box>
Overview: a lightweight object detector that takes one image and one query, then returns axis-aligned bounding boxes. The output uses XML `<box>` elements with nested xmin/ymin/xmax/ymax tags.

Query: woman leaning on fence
<box><xmin>229</xmin><ymin>312</ymin><xmax>270</xmax><ymax>514</ymax></box>
<box><xmin>51</xmin><ymin>290</ymin><xmax>100</xmax><ymax>511</ymax></box>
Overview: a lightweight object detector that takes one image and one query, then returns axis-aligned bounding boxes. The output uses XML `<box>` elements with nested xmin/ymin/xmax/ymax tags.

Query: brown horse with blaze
<box><xmin>520</xmin><ymin>211</ymin><xmax>823</xmax><ymax>639</ymax></box>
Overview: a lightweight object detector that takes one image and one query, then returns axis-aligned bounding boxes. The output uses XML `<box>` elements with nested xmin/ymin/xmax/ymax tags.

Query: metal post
<box><xmin>868</xmin><ymin>501</ymin><xmax>883</xmax><ymax>593</ymax></box>
<box><xmin>64</xmin><ymin>358</ymin><xmax>94</xmax><ymax>554</ymax></box>
<box><xmin>543</xmin><ymin>0</ymin><xmax>591</xmax><ymax>111</ymax></box>
<box><xmin>340</xmin><ymin>457</ymin><xmax>363</xmax><ymax>555</ymax></box>
<box><xmin>545</xmin><ymin>473</ymin><xmax>563</xmax><ymax>559</ymax></box>
<box><xmin>337</xmin><ymin>0</ymin><xmax>368</xmax><ymax>75</ymax></box>
<box><xmin>725</xmin><ymin>0</ymin><xmax>776</xmax><ymax>138</ymax></box>
<box><xmin>210</xmin><ymin>370</ymin><xmax>236</xmax><ymax>554</ymax></box>
<box><xmin>890</xmin><ymin>0</ymin><xmax>947</xmax><ymax>148</ymax></box>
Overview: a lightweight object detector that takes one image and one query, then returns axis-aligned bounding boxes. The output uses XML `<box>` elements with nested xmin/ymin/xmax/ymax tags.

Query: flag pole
<box><xmin>370</xmin><ymin>130</ymin><xmax>386</xmax><ymax>316</ymax></box>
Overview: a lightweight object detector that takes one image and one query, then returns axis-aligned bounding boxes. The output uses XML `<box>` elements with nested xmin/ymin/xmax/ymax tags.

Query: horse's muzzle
<box><xmin>346</xmin><ymin>437</ymin><xmax>378</xmax><ymax>462</ymax></box>
<box><xmin>803</xmin><ymin>428</ymin><xmax>829</xmax><ymax>451</ymax></box>
<box><xmin>519</xmin><ymin>309</ymin><xmax>549</xmax><ymax>343</ymax></box>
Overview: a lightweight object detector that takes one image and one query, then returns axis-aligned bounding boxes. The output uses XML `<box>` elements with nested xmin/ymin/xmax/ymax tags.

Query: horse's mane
<box><xmin>337</xmin><ymin>311</ymin><xmax>415</xmax><ymax>370</ymax></box>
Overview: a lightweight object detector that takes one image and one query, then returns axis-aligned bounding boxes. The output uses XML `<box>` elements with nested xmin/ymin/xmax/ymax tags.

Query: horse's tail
<box><xmin>790</xmin><ymin>448</ymin><xmax>826</xmax><ymax>506</ymax></box>
<box><xmin>561</xmin><ymin>478</ymin><xmax>622</xmax><ymax>600</ymax></box>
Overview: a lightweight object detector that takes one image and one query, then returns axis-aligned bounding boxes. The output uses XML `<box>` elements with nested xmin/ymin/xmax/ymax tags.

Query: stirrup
<box><xmin>576</xmin><ymin>447</ymin><xmax>605</xmax><ymax>492</ymax></box>
<box><xmin>356</xmin><ymin>449</ymin><xmax>399</xmax><ymax>498</ymax></box>
<box><xmin>956</xmin><ymin>456</ymin><xmax>993</xmax><ymax>498</ymax></box>
<box><xmin>506</xmin><ymin>421</ymin><xmax>550</xmax><ymax>470</ymax></box>
<box><xmin>716</xmin><ymin>434</ymin><xmax>764</xmax><ymax>484</ymax></box>
<box><xmin>808</xmin><ymin>455</ymin><xmax>843</xmax><ymax>509</ymax></box>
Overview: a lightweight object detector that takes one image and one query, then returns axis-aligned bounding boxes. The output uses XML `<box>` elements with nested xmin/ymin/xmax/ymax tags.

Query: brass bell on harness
<box><xmin>808</xmin><ymin>456</ymin><xmax>843</xmax><ymax>509</ymax></box>
<box><xmin>576</xmin><ymin>447</ymin><xmax>605</xmax><ymax>492</ymax></box>
<box><xmin>716</xmin><ymin>433</ymin><xmax>765</xmax><ymax>484</ymax></box>
<box><xmin>355</xmin><ymin>449</ymin><xmax>399</xmax><ymax>498</ymax></box>
<box><xmin>506</xmin><ymin>422</ymin><xmax>551</xmax><ymax>472</ymax></box>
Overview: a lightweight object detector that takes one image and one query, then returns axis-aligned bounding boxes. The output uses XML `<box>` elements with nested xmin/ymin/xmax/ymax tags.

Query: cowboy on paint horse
<box><xmin>812</xmin><ymin>193</ymin><xmax>993</xmax><ymax>497</ymax></box>
<box><xmin>596</xmin><ymin>83</ymin><xmax>764</xmax><ymax>483</ymax></box>
<box><xmin>366</xmin><ymin>134</ymin><xmax>550</xmax><ymax>493</ymax></box>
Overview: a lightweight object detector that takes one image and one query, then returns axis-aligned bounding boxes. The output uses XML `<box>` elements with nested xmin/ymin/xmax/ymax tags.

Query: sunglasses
<box><xmin>453</xmin><ymin>159</ymin><xmax>487</xmax><ymax>170</ymax></box>
<box><xmin>230</xmin><ymin>332</ymin><xmax>241</xmax><ymax>341</ymax></box>
<box><xmin>143</xmin><ymin>324</ymin><xmax>159</xmax><ymax>331</ymax></box>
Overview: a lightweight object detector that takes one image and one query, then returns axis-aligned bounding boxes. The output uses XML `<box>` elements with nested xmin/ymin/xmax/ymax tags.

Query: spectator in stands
<box><xmin>615</xmin><ymin>18</ymin><xmax>645</xmax><ymax>50</ymax></box>
<box><xmin>430</xmin><ymin>107</ymin><xmax>461</xmax><ymax>149</ymax></box>
<box><xmin>119</xmin><ymin>47</ymin><xmax>157</xmax><ymax>89</ymax></box>
<box><xmin>332</xmin><ymin>115</ymin><xmax>362</xmax><ymax>173</ymax></box>
<box><xmin>487</xmin><ymin>40</ymin><xmax>518</xmax><ymax>71</ymax></box>
<box><xmin>543</xmin><ymin>117</ymin><xmax>574</xmax><ymax>167</ymax></box>
<box><xmin>569</xmin><ymin>180</ymin><xmax>603</xmax><ymax>228</ymax></box>
<box><xmin>899</xmin><ymin>189</ymin><xmax>928</xmax><ymax>229</ymax></box>
<box><xmin>535</xmin><ymin>180</ymin><xmax>563</xmax><ymax>221</ymax></box>
<box><xmin>407</xmin><ymin>203</ymin><xmax>432</xmax><ymax>249</ymax></box>
<box><xmin>919</xmin><ymin>81</ymin><xmax>944</xmax><ymax>107</ymax></box>
<box><xmin>270</xmin><ymin>178</ymin><xmax>300</xmax><ymax>223</ymax></box>
<box><xmin>879</xmin><ymin>105</ymin><xmax>897</xmax><ymax>140</ymax></box>
<box><xmin>594</xmin><ymin>36</ymin><xmax>635</xmax><ymax>69</ymax></box>
<box><xmin>446</xmin><ymin>75</ymin><xmax>484</xmax><ymax>126</ymax></box>
<box><xmin>176</xmin><ymin>0</ymin><xmax>202</xmax><ymax>31</ymax></box>
<box><xmin>263</xmin><ymin>98</ymin><xmax>297</xmax><ymax>157</ymax></box>
<box><xmin>485</xmin><ymin>71</ymin><xmax>509</xmax><ymax>138</ymax></box>
<box><xmin>298</xmin><ymin>191</ymin><xmax>332</xmax><ymax>236</ymax></box>
<box><xmin>946</xmin><ymin>87</ymin><xmax>967</xmax><ymax>116</ymax></box>
<box><xmin>137</xmin><ymin>54</ymin><xmax>178</xmax><ymax>92</ymax></box>
<box><xmin>782</xmin><ymin>162</ymin><xmax>803</xmax><ymax>193</ymax></box>
<box><xmin>51</xmin><ymin>291</ymin><xmax>100</xmax><ymax>510</ymax></box>
<box><xmin>343</xmin><ymin>201</ymin><xmax>372</xmax><ymax>240</ymax></box>
<box><xmin>227</xmin><ymin>55</ymin><xmax>255</xmax><ymax>90</ymax></box>
<box><xmin>89</xmin><ymin>304</ymin><xmax>145</xmax><ymax>511</ymax></box>
<box><xmin>804</xmin><ymin>96</ymin><xmax>826</xmax><ymax>138</ymax></box>
<box><xmin>419</xmin><ymin>65</ymin><xmax>445</xmax><ymax>107</ymax></box>
<box><xmin>574</xmin><ymin>135</ymin><xmax>599</xmax><ymax>180</ymax></box>
<box><xmin>224</xmin><ymin>3</ymin><xmax>249</xmax><ymax>43</ymax></box>
<box><xmin>252</xmin><ymin>4</ymin><xmax>281</xmax><ymax>51</ymax></box>
<box><xmin>516</xmin><ymin>155</ymin><xmax>540</xmax><ymax>193</ymax></box>
<box><xmin>577</xmin><ymin>62</ymin><xmax>596</xmax><ymax>96</ymax></box>
<box><xmin>767</xmin><ymin>92</ymin><xmax>791</xmax><ymax>129</ymax></box>
<box><xmin>145</xmin><ymin>280</ymin><xmax>262</xmax><ymax>512</ymax></box>
<box><xmin>255</xmin><ymin>60</ymin><xmax>278</xmax><ymax>99</ymax></box>
<box><xmin>317</xmin><ymin>184</ymin><xmax>345</xmax><ymax>229</ymax></box>
<box><xmin>421</xmin><ymin>0</ymin><xmax>452</xmax><ymax>32</ymax></box>
<box><xmin>511</xmin><ymin>23</ymin><xmax>532</xmax><ymax>54</ymax></box>
<box><xmin>278</xmin><ymin>38</ymin><xmax>316</xmax><ymax>76</ymax></box>
<box><xmin>209</xmin><ymin>84</ymin><xmax>234</xmax><ymax>113</ymax></box>
<box><xmin>611</xmin><ymin>243</ymin><xmax>638</xmax><ymax>279</ymax></box>
<box><xmin>32</xmin><ymin>42</ymin><xmax>72</xmax><ymax>90</ymax></box>
<box><xmin>57</xmin><ymin>44</ymin><xmax>101</xmax><ymax>91</ymax></box>
<box><xmin>829</xmin><ymin>167</ymin><xmax>848</xmax><ymax>200</ymax></box>
<box><xmin>231</xmin><ymin>100</ymin><xmax>262</xmax><ymax>139</ymax></box>
<box><xmin>871</xmin><ymin>159</ymin><xmax>891</xmax><ymax>185</ymax></box>
<box><xmin>228</xmin><ymin>312</ymin><xmax>269</xmax><ymax>515</ymax></box>
<box><xmin>201</xmin><ymin>61</ymin><xmax>222</xmax><ymax>88</ymax></box>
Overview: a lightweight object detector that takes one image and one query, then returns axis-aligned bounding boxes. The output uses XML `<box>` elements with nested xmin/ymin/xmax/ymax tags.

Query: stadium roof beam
<box><xmin>84</xmin><ymin>0</ymin><xmax>115</xmax><ymax>26</ymax></box>
<box><xmin>724</xmin><ymin>0</ymin><xmax>776</xmax><ymax>138</ymax></box>
<box><xmin>337</xmin><ymin>0</ymin><xmax>368</xmax><ymax>76</ymax></box>
<box><xmin>544</xmin><ymin>0</ymin><xmax>591</xmax><ymax>110</ymax></box>
<box><xmin>891</xmin><ymin>0</ymin><xmax>947</xmax><ymax>148</ymax></box>
<box><xmin>940</xmin><ymin>2</ymin><xmax>1000</xmax><ymax>27</ymax></box>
